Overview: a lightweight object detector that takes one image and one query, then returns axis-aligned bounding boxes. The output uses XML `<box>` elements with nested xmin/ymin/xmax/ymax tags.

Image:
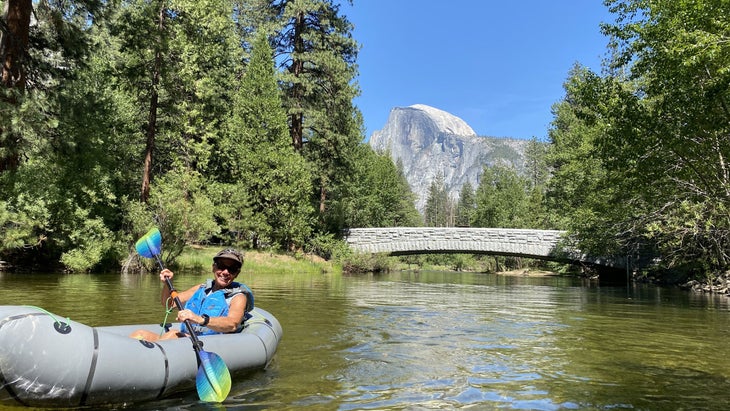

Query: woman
<box><xmin>130</xmin><ymin>248</ymin><xmax>253</xmax><ymax>341</ymax></box>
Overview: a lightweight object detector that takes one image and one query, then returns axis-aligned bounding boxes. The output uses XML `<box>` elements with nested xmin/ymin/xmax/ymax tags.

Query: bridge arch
<box><xmin>345</xmin><ymin>227</ymin><xmax>566</xmax><ymax>259</ymax></box>
<box><xmin>344</xmin><ymin>227</ymin><xmax>624</xmax><ymax>269</ymax></box>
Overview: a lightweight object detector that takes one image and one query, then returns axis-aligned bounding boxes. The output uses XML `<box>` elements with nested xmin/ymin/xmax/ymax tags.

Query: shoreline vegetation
<box><xmin>168</xmin><ymin>246</ymin><xmax>337</xmax><ymax>276</ymax></box>
<box><xmin>170</xmin><ymin>247</ymin><xmax>730</xmax><ymax>294</ymax></box>
<box><xmin>169</xmin><ymin>246</ymin><xmax>574</xmax><ymax>279</ymax></box>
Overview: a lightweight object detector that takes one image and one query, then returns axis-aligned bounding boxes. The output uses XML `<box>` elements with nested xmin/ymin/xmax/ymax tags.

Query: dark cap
<box><xmin>213</xmin><ymin>248</ymin><xmax>244</xmax><ymax>267</ymax></box>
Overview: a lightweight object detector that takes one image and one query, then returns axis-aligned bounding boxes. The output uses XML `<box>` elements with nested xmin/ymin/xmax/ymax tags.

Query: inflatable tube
<box><xmin>0</xmin><ymin>305</ymin><xmax>282</xmax><ymax>408</ymax></box>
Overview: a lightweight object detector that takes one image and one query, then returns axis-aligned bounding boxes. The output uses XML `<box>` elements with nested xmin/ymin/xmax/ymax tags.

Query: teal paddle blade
<box><xmin>135</xmin><ymin>228</ymin><xmax>162</xmax><ymax>259</ymax></box>
<box><xmin>195</xmin><ymin>350</ymin><xmax>232</xmax><ymax>402</ymax></box>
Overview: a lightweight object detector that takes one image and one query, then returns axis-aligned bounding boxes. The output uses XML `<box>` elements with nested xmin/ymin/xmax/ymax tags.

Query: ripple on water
<box><xmin>3</xmin><ymin>271</ymin><xmax>730</xmax><ymax>410</ymax></box>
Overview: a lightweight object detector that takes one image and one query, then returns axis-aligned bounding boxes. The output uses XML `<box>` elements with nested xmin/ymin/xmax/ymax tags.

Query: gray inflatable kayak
<box><xmin>0</xmin><ymin>305</ymin><xmax>282</xmax><ymax>408</ymax></box>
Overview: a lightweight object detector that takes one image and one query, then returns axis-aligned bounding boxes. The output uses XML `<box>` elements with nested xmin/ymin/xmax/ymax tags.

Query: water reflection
<box><xmin>332</xmin><ymin>275</ymin><xmax>579</xmax><ymax>410</ymax></box>
<box><xmin>1</xmin><ymin>271</ymin><xmax>730</xmax><ymax>410</ymax></box>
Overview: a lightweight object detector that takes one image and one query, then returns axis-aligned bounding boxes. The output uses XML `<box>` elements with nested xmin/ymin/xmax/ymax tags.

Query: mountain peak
<box><xmin>369</xmin><ymin>105</ymin><xmax>478</xmax><ymax>153</ymax></box>
<box><xmin>369</xmin><ymin>105</ymin><xmax>529</xmax><ymax>213</ymax></box>
<box><xmin>406</xmin><ymin>104</ymin><xmax>477</xmax><ymax>137</ymax></box>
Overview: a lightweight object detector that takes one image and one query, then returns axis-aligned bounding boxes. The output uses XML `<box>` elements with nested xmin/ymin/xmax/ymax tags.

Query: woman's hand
<box><xmin>160</xmin><ymin>268</ymin><xmax>174</xmax><ymax>282</ymax></box>
<box><xmin>177</xmin><ymin>309</ymin><xmax>205</xmax><ymax>325</ymax></box>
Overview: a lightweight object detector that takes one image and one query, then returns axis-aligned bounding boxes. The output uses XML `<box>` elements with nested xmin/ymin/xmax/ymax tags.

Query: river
<box><xmin>1</xmin><ymin>269</ymin><xmax>730</xmax><ymax>410</ymax></box>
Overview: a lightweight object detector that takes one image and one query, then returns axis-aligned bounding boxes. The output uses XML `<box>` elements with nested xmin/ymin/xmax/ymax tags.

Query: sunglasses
<box><xmin>215</xmin><ymin>262</ymin><xmax>241</xmax><ymax>275</ymax></box>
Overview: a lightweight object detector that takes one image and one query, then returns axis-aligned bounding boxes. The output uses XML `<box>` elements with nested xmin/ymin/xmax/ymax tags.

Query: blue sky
<box><xmin>341</xmin><ymin>1</ymin><xmax>614</xmax><ymax>141</ymax></box>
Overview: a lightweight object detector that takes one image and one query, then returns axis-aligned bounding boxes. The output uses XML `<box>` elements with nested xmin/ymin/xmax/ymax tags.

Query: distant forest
<box><xmin>1</xmin><ymin>0</ymin><xmax>729</xmax><ymax>282</ymax></box>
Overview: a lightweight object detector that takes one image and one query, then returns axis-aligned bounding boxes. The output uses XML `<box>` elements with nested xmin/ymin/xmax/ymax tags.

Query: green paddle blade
<box><xmin>135</xmin><ymin>228</ymin><xmax>162</xmax><ymax>259</ymax></box>
<box><xmin>196</xmin><ymin>350</ymin><xmax>232</xmax><ymax>402</ymax></box>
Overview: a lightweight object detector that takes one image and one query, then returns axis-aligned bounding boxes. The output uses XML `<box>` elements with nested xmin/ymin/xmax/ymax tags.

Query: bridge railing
<box><xmin>344</xmin><ymin>227</ymin><xmax>630</xmax><ymax>270</ymax></box>
<box><xmin>345</xmin><ymin>227</ymin><xmax>565</xmax><ymax>258</ymax></box>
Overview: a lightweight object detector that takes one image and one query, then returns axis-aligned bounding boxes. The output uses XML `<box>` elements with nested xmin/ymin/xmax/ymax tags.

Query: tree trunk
<box><xmin>289</xmin><ymin>10</ymin><xmax>305</xmax><ymax>151</ymax></box>
<box><xmin>0</xmin><ymin>0</ymin><xmax>32</xmax><ymax>172</ymax></box>
<box><xmin>1</xmin><ymin>0</ymin><xmax>30</xmax><ymax>89</ymax></box>
<box><xmin>290</xmin><ymin>111</ymin><xmax>303</xmax><ymax>150</ymax></box>
<box><xmin>319</xmin><ymin>179</ymin><xmax>326</xmax><ymax>214</ymax></box>
<box><xmin>141</xmin><ymin>89</ymin><xmax>157</xmax><ymax>203</ymax></box>
<box><xmin>140</xmin><ymin>3</ymin><xmax>164</xmax><ymax>203</ymax></box>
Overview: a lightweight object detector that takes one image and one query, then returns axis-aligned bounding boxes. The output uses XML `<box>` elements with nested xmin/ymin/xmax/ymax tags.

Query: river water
<box><xmin>1</xmin><ymin>270</ymin><xmax>730</xmax><ymax>410</ymax></box>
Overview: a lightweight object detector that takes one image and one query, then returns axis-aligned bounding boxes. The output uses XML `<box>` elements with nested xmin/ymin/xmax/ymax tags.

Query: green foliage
<box><xmin>0</xmin><ymin>61</ymin><xmax>132</xmax><ymax>270</ymax></box>
<box><xmin>60</xmin><ymin>212</ymin><xmax>117</xmax><ymax>273</ymax></box>
<box><xmin>0</xmin><ymin>88</ymin><xmax>56</xmax><ymax>172</ymax></box>
<box><xmin>223</xmin><ymin>31</ymin><xmax>314</xmax><ymax>250</ymax></box>
<box><xmin>0</xmin><ymin>0</ymin><xmax>103</xmax><ymax>171</ymax></box>
<box><xmin>273</xmin><ymin>0</ymin><xmax>363</xmax><ymax>228</ymax></box>
<box><xmin>524</xmin><ymin>138</ymin><xmax>550</xmax><ymax>189</ymax></box>
<box><xmin>305</xmin><ymin>232</ymin><xmax>351</xmax><ymax>261</ymax></box>
<box><xmin>111</xmin><ymin>0</ymin><xmax>240</xmax><ymax>184</ymax></box>
<box><xmin>473</xmin><ymin>165</ymin><xmax>530</xmax><ymax>228</ymax></box>
<box><xmin>455</xmin><ymin>181</ymin><xmax>476</xmax><ymax>227</ymax></box>
<box><xmin>450</xmin><ymin>254</ymin><xmax>475</xmax><ymax>272</ymax></box>
<box><xmin>127</xmin><ymin>170</ymin><xmax>219</xmax><ymax>265</ymax></box>
<box><xmin>642</xmin><ymin>201</ymin><xmax>730</xmax><ymax>273</ymax></box>
<box><xmin>0</xmin><ymin>0</ymin><xmax>356</xmax><ymax>270</ymax></box>
<box><xmin>3</xmin><ymin>0</ymin><xmax>619</xmax><ymax>276</ymax></box>
<box><xmin>209</xmin><ymin>181</ymin><xmax>257</xmax><ymax>248</ymax></box>
<box><xmin>0</xmin><ymin>0</ymin><xmax>104</xmax><ymax>266</ymax></box>
<box><xmin>0</xmin><ymin>197</ymin><xmax>49</xmax><ymax>253</ymax></box>
<box><xmin>543</xmin><ymin>0</ymin><xmax>730</xmax><ymax>278</ymax></box>
<box><xmin>543</xmin><ymin>65</ymin><xmax>639</xmax><ymax>256</ymax></box>
<box><xmin>522</xmin><ymin>138</ymin><xmax>551</xmax><ymax>229</ymax></box>
<box><xmin>424</xmin><ymin>172</ymin><xmax>452</xmax><ymax>227</ymax></box>
<box><xmin>405</xmin><ymin>253</ymin><xmax>493</xmax><ymax>272</ymax></box>
<box><xmin>0</xmin><ymin>0</ymin><xmax>440</xmax><ymax>272</ymax></box>
<box><xmin>332</xmin><ymin>146</ymin><xmax>421</xmax><ymax>230</ymax></box>
<box><xmin>341</xmin><ymin>252</ymin><xmax>394</xmax><ymax>274</ymax></box>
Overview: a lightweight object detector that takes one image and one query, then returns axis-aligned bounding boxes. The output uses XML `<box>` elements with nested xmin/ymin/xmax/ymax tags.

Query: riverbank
<box><xmin>679</xmin><ymin>271</ymin><xmax>730</xmax><ymax>294</ymax></box>
<box><xmin>169</xmin><ymin>247</ymin><xmax>730</xmax><ymax>298</ymax></box>
<box><xmin>174</xmin><ymin>247</ymin><xmax>568</xmax><ymax>278</ymax></box>
<box><xmin>173</xmin><ymin>246</ymin><xmax>340</xmax><ymax>275</ymax></box>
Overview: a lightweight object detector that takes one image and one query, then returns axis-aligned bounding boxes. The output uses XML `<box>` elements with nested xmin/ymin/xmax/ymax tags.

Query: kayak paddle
<box><xmin>135</xmin><ymin>227</ymin><xmax>232</xmax><ymax>403</ymax></box>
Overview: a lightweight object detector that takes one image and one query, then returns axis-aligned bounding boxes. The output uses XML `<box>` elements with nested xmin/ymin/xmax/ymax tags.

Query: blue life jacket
<box><xmin>180</xmin><ymin>279</ymin><xmax>254</xmax><ymax>335</ymax></box>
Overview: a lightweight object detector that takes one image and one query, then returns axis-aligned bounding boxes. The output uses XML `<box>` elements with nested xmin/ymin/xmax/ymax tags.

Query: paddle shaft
<box><xmin>152</xmin><ymin>253</ymin><xmax>206</xmax><ymax>354</ymax></box>
<box><xmin>161</xmin><ymin>276</ymin><xmax>206</xmax><ymax>355</ymax></box>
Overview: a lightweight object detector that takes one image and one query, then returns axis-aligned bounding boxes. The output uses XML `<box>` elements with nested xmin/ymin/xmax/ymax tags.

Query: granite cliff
<box><xmin>369</xmin><ymin>104</ymin><xmax>530</xmax><ymax>213</ymax></box>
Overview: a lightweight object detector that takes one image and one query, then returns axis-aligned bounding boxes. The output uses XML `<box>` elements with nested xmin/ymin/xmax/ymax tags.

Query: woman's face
<box><xmin>212</xmin><ymin>258</ymin><xmax>240</xmax><ymax>287</ymax></box>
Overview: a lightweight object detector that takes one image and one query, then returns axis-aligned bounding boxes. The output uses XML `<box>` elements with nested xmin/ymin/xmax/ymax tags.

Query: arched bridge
<box><xmin>344</xmin><ymin>227</ymin><xmax>626</xmax><ymax>269</ymax></box>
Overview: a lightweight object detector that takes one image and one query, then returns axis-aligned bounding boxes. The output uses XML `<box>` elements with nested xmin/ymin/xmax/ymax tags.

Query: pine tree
<box><xmin>225</xmin><ymin>31</ymin><xmax>314</xmax><ymax>250</ymax></box>
<box><xmin>0</xmin><ymin>0</ymin><xmax>103</xmax><ymax>172</ymax></box>
<box><xmin>456</xmin><ymin>181</ymin><xmax>476</xmax><ymax>227</ymax></box>
<box><xmin>112</xmin><ymin>0</ymin><xmax>240</xmax><ymax>202</ymax></box>
<box><xmin>0</xmin><ymin>0</ymin><xmax>113</xmax><ymax>269</ymax></box>
<box><xmin>271</xmin><ymin>0</ymin><xmax>362</xmax><ymax>224</ymax></box>
<box><xmin>425</xmin><ymin>172</ymin><xmax>452</xmax><ymax>227</ymax></box>
<box><xmin>394</xmin><ymin>158</ymin><xmax>422</xmax><ymax>227</ymax></box>
<box><xmin>474</xmin><ymin>166</ymin><xmax>530</xmax><ymax>228</ymax></box>
<box><xmin>335</xmin><ymin>146</ymin><xmax>421</xmax><ymax>228</ymax></box>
